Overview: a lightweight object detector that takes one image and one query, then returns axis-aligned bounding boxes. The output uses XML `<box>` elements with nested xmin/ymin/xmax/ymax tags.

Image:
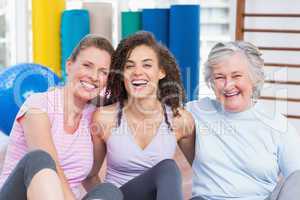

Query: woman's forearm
<box><xmin>82</xmin><ymin>175</ymin><xmax>101</xmax><ymax>192</ymax></box>
<box><xmin>56</xmin><ymin>165</ymin><xmax>77</xmax><ymax>200</ymax></box>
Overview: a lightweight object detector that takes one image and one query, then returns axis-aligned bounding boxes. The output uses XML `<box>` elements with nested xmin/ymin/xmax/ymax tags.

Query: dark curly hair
<box><xmin>106</xmin><ymin>31</ymin><xmax>186</xmax><ymax>129</ymax></box>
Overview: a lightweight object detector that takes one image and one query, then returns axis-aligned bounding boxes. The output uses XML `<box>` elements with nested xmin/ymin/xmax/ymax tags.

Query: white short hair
<box><xmin>204</xmin><ymin>41</ymin><xmax>265</xmax><ymax>99</ymax></box>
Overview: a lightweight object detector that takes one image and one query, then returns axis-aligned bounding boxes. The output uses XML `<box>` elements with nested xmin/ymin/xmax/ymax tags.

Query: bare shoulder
<box><xmin>93</xmin><ymin>103</ymin><xmax>118</xmax><ymax>122</ymax></box>
<box><xmin>172</xmin><ymin>107</ymin><xmax>195</xmax><ymax>127</ymax></box>
<box><xmin>172</xmin><ymin>107</ymin><xmax>195</xmax><ymax>139</ymax></box>
<box><xmin>91</xmin><ymin>103</ymin><xmax>119</xmax><ymax>140</ymax></box>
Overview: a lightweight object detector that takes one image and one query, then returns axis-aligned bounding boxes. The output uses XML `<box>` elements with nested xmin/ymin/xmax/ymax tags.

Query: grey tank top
<box><xmin>103</xmin><ymin>106</ymin><xmax>177</xmax><ymax>187</ymax></box>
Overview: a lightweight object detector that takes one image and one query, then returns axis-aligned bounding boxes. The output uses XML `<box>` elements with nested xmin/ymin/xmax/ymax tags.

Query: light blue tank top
<box><xmin>104</xmin><ymin>106</ymin><xmax>177</xmax><ymax>187</ymax></box>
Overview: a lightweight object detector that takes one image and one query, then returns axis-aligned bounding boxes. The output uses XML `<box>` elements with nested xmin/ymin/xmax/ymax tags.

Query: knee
<box><xmin>287</xmin><ymin>170</ymin><xmax>300</xmax><ymax>182</ymax></box>
<box><xmin>21</xmin><ymin>150</ymin><xmax>57</xmax><ymax>188</ymax></box>
<box><xmin>156</xmin><ymin>159</ymin><xmax>180</xmax><ymax>172</ymax></box>
<box><xmin>23</xmin><ymin>150</ymin><xmax>55</xmax><ymax>168</ymax></box>
<box><xmin>155</xmin><ymin>159</ymin><xmax>181</xmax><ymax>179</ymax></box>
<box><xmin>97</xmin><ymin>182</ymin><xmax>122</xmax><ymax>194</ymax></box>
<box><xmin>277</xmin><ymin>170</ymin><xmax>300</xmax><ymax>198</ymax></box>
<box><xmin>24</xmin><ymin>150</ymin><xmax>52</xmax><ymax>160</ymax></box>
<box><xmin>86</xmin><ymin>183</ymin><xmax>123</xmax><ymax>200</ymax></box>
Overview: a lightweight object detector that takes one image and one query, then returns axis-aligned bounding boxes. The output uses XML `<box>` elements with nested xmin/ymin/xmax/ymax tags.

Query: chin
<box><xmin>128</xmin><ymin>88</ymin><xmax>152</xmax><ymax>98</ymax></box>
<box><xmin>76</xmin><ymin>91</ymin><xmax>98</xmax><ymax>102</ymax></box>
<box><xmin>130</xmin><ymin>93</ymin><xmax>148</xmax><ymax>99</ymax></box>
<box><xmin>224</xmin><ymin>103</ymin><xmax>247</xmax><ymax>112</ymax></box>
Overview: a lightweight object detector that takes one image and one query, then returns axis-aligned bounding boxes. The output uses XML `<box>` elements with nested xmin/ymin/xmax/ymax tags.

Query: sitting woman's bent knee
<box><xmin>155</xmin><ymin>159</ymin><xmax>181</xmax><ymax>178</ymax></box>
<box><xmin>83</xmin><ymin>183</ymin><xmax>123</xmax><ymax>200</ymax></box>
<box><xmin>22</xmin><ymin>150</ymin><xmax>57</xmax><ymax>187</ymax></box>
<box><xmin>286</xmin><ymin>170</ymin><xmax>300</xmax><ymax>182</ymax></box>
<box><xmin>157</xmin><ymin>159</ymin><xmax>176</xmax><ymax>168</ymax></box>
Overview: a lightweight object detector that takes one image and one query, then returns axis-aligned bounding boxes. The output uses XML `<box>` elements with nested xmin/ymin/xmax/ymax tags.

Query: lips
<box><xmin>223</xmin><ymin>91</ymin><xmax>240</xmax><ymax>97</ymax></box>
<box><xmin>131</xmin><ymin>79</ymin><xmax>148</xmax><ymax>87</ymax></box>
<box><xmin>80</xmin><ymin>80</ymin><xmax>98</xmax><ymax>91</ymax></box>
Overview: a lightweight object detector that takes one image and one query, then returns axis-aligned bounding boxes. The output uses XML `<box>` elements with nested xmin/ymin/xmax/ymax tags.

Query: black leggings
<box><xmin>120</xmin><ymin>159</ymin><xmax>183</xmax><ymax>200</ymax></box>
<box><xmin>0</xmin><ymin>150</ymin><xmax>123</xmax><ymax>200</ymax></box>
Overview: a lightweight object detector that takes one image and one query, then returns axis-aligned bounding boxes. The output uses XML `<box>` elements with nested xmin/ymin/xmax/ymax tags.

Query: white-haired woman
<box><xmin>186</xmin><ymin>41</ymin><xmax>300</xmax><ymax>200</ymax></box>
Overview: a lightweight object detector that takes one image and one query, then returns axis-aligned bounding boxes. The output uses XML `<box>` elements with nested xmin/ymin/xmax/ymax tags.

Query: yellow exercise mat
<box><xmin>82</xmin><ymin>2</ymin><xmax>113</xmax><ymax>42</ymax></box>
<box><xmin>32</xmin><ymin>0</ymin><xmax>65</xmax><ymax>77</ymax></box>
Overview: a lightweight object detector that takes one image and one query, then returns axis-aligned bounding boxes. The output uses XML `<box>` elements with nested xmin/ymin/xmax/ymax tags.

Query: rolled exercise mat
<box><xmin>32</xmin><ymin>0</ymin><xmax>65</xmax><ymax>77</ymax></box>
<box><xmin>169</xmin><ymin>5</ymin><xmax>200</xmax><ymax>101</ymax></box>
<box><xmin>61</xmin><ymin>9</ymin><xmax>90</xmax><ymax>81</ymax></box>
<box><xmin>121</xmin><ymin>11</ymin><xmax>141</xmax><ymax>39</ymax></box>
<box><xmin>82</xmin><ymin>2</ymin><xmax>113</xmax><ymax>42</ymax></box>
<box><xmin>142</xmin><ymin>8</ymin><xmax>169</xmax><ymax>47</ymax></box>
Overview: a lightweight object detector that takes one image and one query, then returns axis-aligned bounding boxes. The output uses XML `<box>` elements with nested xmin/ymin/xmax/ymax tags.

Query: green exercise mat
<box><xmin>121</xmin><ymin>11</ymin><xmax>141</xmax><ymax>39</ymax></box>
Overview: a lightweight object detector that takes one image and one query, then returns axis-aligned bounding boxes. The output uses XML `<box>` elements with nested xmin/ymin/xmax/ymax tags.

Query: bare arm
<box><xmin>173</xmin><ymin>108</ymin><xmax>196</xmax><ymax>166</ymax></box>
<box><xmin>82</xmin><ymin>109</ymin><xmax>112</xmax><ymax>191</ymax></box>
<box><xmin>21</xmin><ymin>109</ymin><xmax>76</xmax><ymax>200</ymax></box>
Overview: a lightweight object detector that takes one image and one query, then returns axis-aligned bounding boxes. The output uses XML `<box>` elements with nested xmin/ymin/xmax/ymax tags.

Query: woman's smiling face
<box><xmin>67</xmin><ymin>46</ymin><xmax>111</xmax><ymax>102</ymax></box>
<box><xmin>212</xmin><ymin>52</ymin><xmax>254</xmax><ymax>112</ymax></box>
<box><xmin>123</xmin><ymin>45</ymin><xmax>165</xmax><ymax>99</ymax></box>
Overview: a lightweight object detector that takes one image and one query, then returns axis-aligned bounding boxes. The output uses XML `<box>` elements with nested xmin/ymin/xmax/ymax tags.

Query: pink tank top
<box><xmin>104</xmin><ymin>106</ymin><xmax>177</xmax><ymax>187</ymax></box>
<box><xmin>0</xmin><ymin>88</ymin><xmax>95</xmax><ymax>198</ymax></box>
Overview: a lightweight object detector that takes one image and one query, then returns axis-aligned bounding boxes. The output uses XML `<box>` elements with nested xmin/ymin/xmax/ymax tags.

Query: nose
<box><xmin>223</xmin><ymin>78</ymin><xmax>235</xmax><ymax>91</ymax></box>
<box><xmin>90</xmin><ymin>68</ymin><xmax>99</xmax><ymax>81</ymax></box>
<box><xmin>133</xmin><ymin>65</ymin><xmax>143</xmax><ymax>76</ymax></box>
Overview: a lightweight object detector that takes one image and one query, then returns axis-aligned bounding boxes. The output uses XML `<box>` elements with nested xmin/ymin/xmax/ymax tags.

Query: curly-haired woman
<box><xmin>86</xmin><ymin>31</ymin><xmax>195</xmax><ymax>200</ymax></box>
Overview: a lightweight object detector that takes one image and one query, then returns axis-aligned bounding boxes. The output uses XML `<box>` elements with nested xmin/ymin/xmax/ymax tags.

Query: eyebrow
<box><xmin>126</xmin><ymin>60</ymin><xmax>135</xmax><ymax>64</ymax></box>
<box><xmin>213</xmin><ymin>71</ymin><xmax>242</xmax><ymax>76</ymax></box>
<box><xmin>83</xmin><ymin>60</ymin><xmax>109</xmax><ymax>70</ymax></box>
<box><xmin>83</xmin><ymin>60</ymin><xmax>95</xmax><ymax>66</ymax></box>
<box><xmin>142</xmin><ymin>58</ymin><xmax>153</xmax><ymax>62</ymax></box>
<box><xmin>126</xmin><ymin>58</ymin><xmax>153</xmax><ymax>63</ymax></box>
<box><xmin>213</xmin><ymin>73</ymin><xmax>224</xmax><ymax>76</ymax></box>
<box><xmin>232</xmin><ymin>71</ymin><xmax>242</xmax><ymax>75</ymax></box>
<box><xmin>98</xmin><ymin>67</ymin><xmax>109</xmax><ymax>71</ymax></box>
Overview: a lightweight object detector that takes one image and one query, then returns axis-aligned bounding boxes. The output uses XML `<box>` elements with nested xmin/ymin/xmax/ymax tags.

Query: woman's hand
<box><xmin>173</xmin><ymin>108</ymin><xmax>196</xmax><ymax>165</ymax></box>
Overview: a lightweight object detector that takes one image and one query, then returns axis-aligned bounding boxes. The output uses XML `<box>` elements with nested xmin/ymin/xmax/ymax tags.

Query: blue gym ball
<box><xmin>0</xmin><ymin>63</ymin><xmax>61</xmax><ymax>135</ymax></box>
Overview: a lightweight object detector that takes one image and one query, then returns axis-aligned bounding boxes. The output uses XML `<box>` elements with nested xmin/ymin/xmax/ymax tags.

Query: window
<box><xmin>198</xmin><ymin>0</ymin><xmax>232</xmax><ymax>98</ymax></box>
<box><xmin>0</xmin><ymin>0</ymin><xmax>8</xmax><ymax>69</ymax></box>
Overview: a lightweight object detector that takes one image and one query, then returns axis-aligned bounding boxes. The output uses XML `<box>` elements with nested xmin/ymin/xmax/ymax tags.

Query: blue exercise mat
<box><xmin>61</xmin><ymin>9</ymin><xmax>90</xmax><ymax>82</ymax></box>
<box><xmin>169</xmin><ymin>5</ymin><xmax>200</xmax><ymax>101</ymax></box>
<box><xmin>142</xmin><ymin>8</ymin><xmax>169</xmax><ymax>47</ymax></box>
<box><xmin>0</xmin><ymin>63</ymin><xmax>61</xmax><ymax>135</ymax></box>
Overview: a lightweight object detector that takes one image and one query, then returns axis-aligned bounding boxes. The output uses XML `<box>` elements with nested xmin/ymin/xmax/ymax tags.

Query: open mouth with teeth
<box><xmin>131</xmin><ymin>79</ymin><xmax>149</xmax><ymax>89</ymax></box>
<box><xmin>80</xmin><ymin>80</ymin><xmax>98</xmax><ymax>91</ymax></box>
<box><xmin>223</xmin><ymin>91</ymin><xmax>240</xmax><ymax>98</ymax></box>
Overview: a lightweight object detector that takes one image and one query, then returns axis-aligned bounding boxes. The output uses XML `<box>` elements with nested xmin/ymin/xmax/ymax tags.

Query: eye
<box><xmin>125</xmin><ymin>64</ymin><xmax>134</xmax><ymax>69</ymax></box>
<box><xmin>233</xmin><ymin>75</ymin><xmax>242</xmax><ymax>79</ymax></box>
<box><xmin>214</xmin><ymin>76</ymin><xmax>224</xmax><ymax>80</ymax></box>
<box><xmin>98</xmin><ymin>68</ymin><xmax>108</xmax><ymax>76</ymax></box>
<box><xmin>100</xmin><ymin>70</ymin><xmax>108</xmax><ymax>76</ymax></box>
<box><xmin>83</xmin><ymin>63</ymin><xmax>91</xmax><ymax>68</ymax></box>
<box><xmin>143</xmin><ymin>64</ymin><xmax>152</xmax><ymax>68</ymax></box>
